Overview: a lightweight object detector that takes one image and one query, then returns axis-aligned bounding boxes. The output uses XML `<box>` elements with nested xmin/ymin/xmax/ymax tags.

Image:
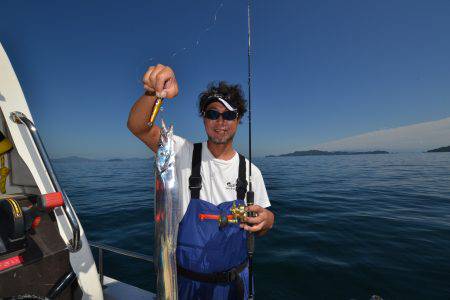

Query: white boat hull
<box><xmin>0</xmin><ymin>42</ymin><xmax>103</xmax><ymax>299</ymax></box>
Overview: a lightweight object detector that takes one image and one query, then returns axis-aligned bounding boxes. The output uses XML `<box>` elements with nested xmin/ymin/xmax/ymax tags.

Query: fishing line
<box><xmin>169</xmin><ymin>1</ymin><xmax>224</xmax><ymax>59</ymax></box>
<box><xmin>135</xmin><ymin>0</ymin><xmax>226</xmax><ymax>86</ymax></box>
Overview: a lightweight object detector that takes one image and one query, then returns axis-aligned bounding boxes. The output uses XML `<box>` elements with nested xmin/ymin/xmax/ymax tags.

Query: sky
<box><xmin>1</xmin><ymin>0</ymin><xmax>450</xmax><ymax>158</ymax></box>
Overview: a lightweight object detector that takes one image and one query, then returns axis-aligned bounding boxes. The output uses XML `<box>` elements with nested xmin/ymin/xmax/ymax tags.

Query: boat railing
<box><xmin>11</xmin><ymin>111</ymin><xmax>82</xmax><ymax>252</ymax></box>
<box><xmin>89</xmin><ymin>242</ymin><xmax>154</xmax><ymax>287</ymax></box>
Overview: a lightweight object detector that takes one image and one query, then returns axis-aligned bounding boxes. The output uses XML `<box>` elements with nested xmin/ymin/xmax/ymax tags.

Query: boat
<box><xmin>0</xmin><ymin>42</ymin><xmax>156</xmax><ymax>299</ymax></box>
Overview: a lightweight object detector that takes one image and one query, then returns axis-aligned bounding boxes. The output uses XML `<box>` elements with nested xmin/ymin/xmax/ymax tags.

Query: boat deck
<box><xmin>103</xmin><ymin>276</ymin><xmax>155</xmax><ymax>300</ymax></box>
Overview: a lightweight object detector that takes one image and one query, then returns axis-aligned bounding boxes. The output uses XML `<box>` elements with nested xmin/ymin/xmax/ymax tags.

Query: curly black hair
<box><xmin>198</xmin><ymin>81</ymin><xmax>247</xmax><ymax>119</ymax></box>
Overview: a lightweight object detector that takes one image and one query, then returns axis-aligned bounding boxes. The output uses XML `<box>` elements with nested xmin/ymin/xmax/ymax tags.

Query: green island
<box><xmin>267</xmin><ymin>150</ymin><xmax>389</xmax><ymax>157</ymax></box>
<box><xmin>427</xmin><ymin>146</ymin><xmax>450</xmax><ymax>153</ymax></box>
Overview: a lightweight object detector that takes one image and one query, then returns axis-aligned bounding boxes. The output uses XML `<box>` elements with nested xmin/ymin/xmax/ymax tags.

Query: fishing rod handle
<box><xmin>246</xmin><ymin>190</ymin><xmax>255</xmax><ymax>253</ymax></box>
<box><xmin>246</xmin><ymin>190</ymin><xmax>255</xmax><ymax>216</ymax></box>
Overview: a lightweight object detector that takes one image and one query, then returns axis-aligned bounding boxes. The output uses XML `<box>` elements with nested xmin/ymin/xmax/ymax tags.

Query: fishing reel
<box><xmin>218</xmin><ymin>201</ymin><xmax>247</xmax><ymax>228</ymax></box>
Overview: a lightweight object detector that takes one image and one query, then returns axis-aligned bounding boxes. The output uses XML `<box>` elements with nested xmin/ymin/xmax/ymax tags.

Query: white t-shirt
<box><xmin>173</xmin><ymin>135</ymin><xmax>271</xmax><ymax>216</ymax></box>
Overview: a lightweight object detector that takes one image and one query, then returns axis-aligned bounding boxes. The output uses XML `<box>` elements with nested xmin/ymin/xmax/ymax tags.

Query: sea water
<box><xmin>54</xmin><ymin>152</ymin><xmax>450</xmax><ymax>299</ymax></box>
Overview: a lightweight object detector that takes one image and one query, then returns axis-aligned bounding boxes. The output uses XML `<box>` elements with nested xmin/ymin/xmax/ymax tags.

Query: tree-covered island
<box><xmin>267</xmin><ymin>150</ymin><xmax>389</xmax><ymax>157</ymax></box>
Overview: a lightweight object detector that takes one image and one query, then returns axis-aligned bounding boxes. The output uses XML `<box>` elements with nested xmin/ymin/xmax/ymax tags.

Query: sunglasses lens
<box><xmin>204</xmin><ymin>110</ymin><xmax>238</xmax><ymax>120</ymax></box>
<box><xmin>205</xmin><ymin>110</ymin><xmax>220</xmax><ymax>120</ymax></box>
<box><xmin>223</xmin><ymin>111</ymin><xmax>238</xmax><ymax>120</ymax></box>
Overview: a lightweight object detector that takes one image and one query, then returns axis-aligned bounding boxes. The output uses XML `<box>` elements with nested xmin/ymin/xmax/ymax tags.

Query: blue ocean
<box><xmin>54</xmin><ymin>153</ymin><xmax>450</xmax><ymax>299</ymax></box>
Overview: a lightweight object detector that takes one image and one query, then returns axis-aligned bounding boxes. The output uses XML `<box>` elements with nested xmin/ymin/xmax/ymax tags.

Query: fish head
<box><xmin>156</xmin><ymin>119</ymin><xmax>175</xmax><ymax>174</ymax></box>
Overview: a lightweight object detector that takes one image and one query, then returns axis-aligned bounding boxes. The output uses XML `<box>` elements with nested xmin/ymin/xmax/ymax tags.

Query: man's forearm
<box><xmin>127</xmin><ymin>91</ymin><xmax>157</xmax><ymax>136</ymax></box>
<box><xmin>127</xmin><ymin>92</ymin><xmax>161</xmax><ymax>152</ymax></box>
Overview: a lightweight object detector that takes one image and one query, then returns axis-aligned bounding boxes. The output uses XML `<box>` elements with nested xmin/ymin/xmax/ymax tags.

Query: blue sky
<box><xmin>1</xmin><ymin>0</ymin><xmax>450</xmax><ymax>158</ymax></box>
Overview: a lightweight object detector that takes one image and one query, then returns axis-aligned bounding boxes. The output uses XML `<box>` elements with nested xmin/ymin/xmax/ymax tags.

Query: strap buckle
<box><xmin>216</xmin><ymin>268</ymin><xmax>237</xmax><ymax>283</ymax></box>
<box><xmin>226</xmin><ymin>268</ymin><xmax>238</xmax><ymax>282</ymax></box>
<box><xmin>189</xmin><ymin>176</ymin><xmax>202</xmax><ymax>189</ymax></box>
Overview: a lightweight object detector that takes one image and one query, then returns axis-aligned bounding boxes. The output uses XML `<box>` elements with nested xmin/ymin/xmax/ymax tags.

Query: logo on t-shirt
<box><xmin>226</xmin><ymin>181</ymin><xmax>236</xmax><ymax>190</ymax></box>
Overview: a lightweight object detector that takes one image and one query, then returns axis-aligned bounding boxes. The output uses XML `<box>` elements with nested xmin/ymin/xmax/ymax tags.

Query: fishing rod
<box><xmin>246</xmin><ymin>0</ymin><xmax>255</xmax><ymax>299</ymax></box>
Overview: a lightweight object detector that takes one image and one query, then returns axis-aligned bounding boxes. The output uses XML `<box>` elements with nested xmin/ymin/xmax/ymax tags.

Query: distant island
<box><xmin>427</xmin><ymin>146</ymin><xmax>450</xmax><ymax>153</ymax></box>
<box><xmin>52</xmin><ymin>156</ymin><xmax>99</xmax><ymax>163</ymax></box>
<box><xmin>267</xmin><ymin>150</ymin><xmax>389</xmax><ymax>157</ymax></box>
<box><xmin>52</xmin><ymin>156</ymin><xmax>150</xmax><ymax>163</ymax></box>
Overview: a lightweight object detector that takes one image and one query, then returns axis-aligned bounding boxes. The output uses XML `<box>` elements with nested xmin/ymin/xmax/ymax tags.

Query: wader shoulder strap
<box><xmin>236</xmin><ymin>154</ymin><xmax>248</xmax><ymax>200</ymax></box>
<box><xmin>189</xmin><ymin>143</ymin><xmax>202</xmax><ymax>199</ymax></box>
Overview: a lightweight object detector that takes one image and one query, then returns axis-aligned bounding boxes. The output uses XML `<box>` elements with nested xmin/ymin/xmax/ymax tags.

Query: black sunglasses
<box><xmin>203</xmin><ymin>110</ymin><xmax>238</xmax><ymax>121</ymax></box>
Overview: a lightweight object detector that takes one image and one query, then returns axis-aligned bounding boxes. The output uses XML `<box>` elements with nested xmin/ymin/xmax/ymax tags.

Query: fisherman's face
<box><xmin>203</xmin><ymin>102</ymin><xmax>239</xmax><ymax>145</ymax></box>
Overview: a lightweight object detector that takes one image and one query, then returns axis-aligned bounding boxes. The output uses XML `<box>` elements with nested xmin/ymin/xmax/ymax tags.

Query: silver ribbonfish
<box><xmin>154</xmin><ymin>120</ymin><xmax>181</xmax><ymax>300</ymax></box>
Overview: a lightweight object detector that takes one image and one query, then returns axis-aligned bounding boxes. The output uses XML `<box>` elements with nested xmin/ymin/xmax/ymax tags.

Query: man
<box><xmin>128</xmin><ymin>64</ymin><xmax>274</xmax><ymax>299</ymax></box>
